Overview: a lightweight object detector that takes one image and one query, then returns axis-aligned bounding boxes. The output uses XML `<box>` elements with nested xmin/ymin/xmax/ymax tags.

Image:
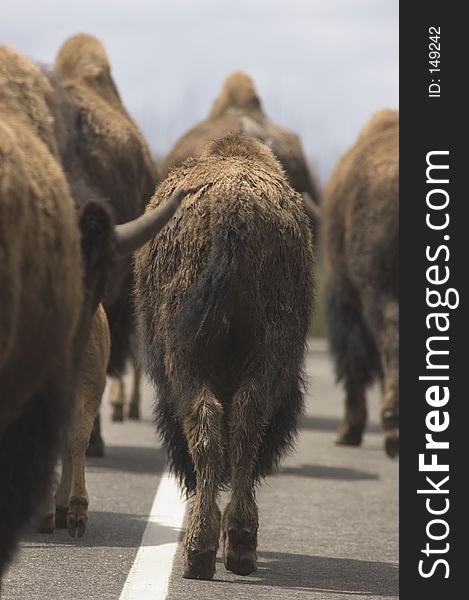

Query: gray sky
<box><xmin>1</xmin><ymin>0</ymin><xmax>398</xmax><ymax>182</ymax></box>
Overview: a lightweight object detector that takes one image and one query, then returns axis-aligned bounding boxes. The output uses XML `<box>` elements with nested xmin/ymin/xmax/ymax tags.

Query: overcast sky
<box><xmin>1</xmin><ymin>0</ymin><xmax>398</xmax><ymax>182</ymax></box>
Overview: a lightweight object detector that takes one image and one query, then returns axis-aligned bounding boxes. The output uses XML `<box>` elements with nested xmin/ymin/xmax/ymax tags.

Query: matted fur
<box><xmin>52</xmin><ymin>34</ymin><xmax>158</xmax><ymax>376</ymax></box>
<box><xmin>135</xmin><ymin>133</ymin><xmax>314</xmax><ymax>492</ymax></box>
<box><xmin>323</xmin><ymin>108</ymin><xmax>399</xmax><ymax>455</ymax></box>
<box><xmin>162</xmin><ymin>71</ymin><xmax>321</xmax><ymax>205</ymax></box>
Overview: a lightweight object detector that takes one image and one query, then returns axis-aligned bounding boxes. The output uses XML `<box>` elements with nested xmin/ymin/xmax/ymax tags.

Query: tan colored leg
<box><xmin>66</xmin><ymin>305</ymin><xmax>110</xmax><ymax>537</ymax></box>
<box><xmin>66</xmin><ymin>407</ymin><xmax>94</xmax><ymax>538</ymax></box>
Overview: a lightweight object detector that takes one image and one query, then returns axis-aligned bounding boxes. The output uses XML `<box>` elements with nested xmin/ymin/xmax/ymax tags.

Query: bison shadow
<box><xmin>273</xmin><ymin>463</ymin><xmax>379</xmax><ymax>481</ymax></box>
<box><xmin>299</xmin><ymin>415</ymin><xmax>381</xmax><ymax>434</ymax></box>
<box><xmin>217</xmin><ymin>551</ymin><xmax>398</xmax><ymax>597</ymax></box>
<box><xmin>20</xmin><ymin>536</ymin><xmax>398</xmax><ymax>597</ymax></box>
<box><xmin>20</xmin><ymin>508</ymin><xmax>185</xmax><ymax>549</ymax></box>
<box><xmin>85</xmin><ymin>444</ymin><xmax>166</xmax><ymax>476</ymax></box>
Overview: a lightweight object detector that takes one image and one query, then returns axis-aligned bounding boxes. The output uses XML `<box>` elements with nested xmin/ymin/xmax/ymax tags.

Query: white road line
<box><xmin>119</xmin><ymin>470</ymin><xmax>186</xmax><ymax>600</ymax></box>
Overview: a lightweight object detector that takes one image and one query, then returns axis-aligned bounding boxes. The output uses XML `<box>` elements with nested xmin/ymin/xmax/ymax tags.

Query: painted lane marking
<box><xmin>119</xmin><ymin>470</ymin><xmax>186</xmax><ymax>600</ymax></box>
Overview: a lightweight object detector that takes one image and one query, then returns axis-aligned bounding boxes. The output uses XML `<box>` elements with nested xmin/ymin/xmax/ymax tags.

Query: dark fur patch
<box><xmin>104</xmin><ymin>274</ymin><xmax>134</xmax><ymax>376</ymax></box>
<box><xmin>254</xmin><ymin>377</ymin><xmax>305</xmax><ymax>480</ymax></box>
<box><xmin>326</xmin><ymin>278</ymin><xmax>381</xmax><ymax>388</ymax></box>
<box><xmin>151</xmin><ymin>362</ymin><xmax>196</xmax><ymax>493</ymax></box>
<box><xmin>78</xmin><ymin>200</ymin><xmax>114</xmax><ymax>280</ymax></box>
<box><xmin>180</xmin><ymin>226</ymin><xmax>245</xmax><ymax>358</ymax></box>
<box><xmin>0</xmin><ymin>379</ymin><xmax>70</xmax><ymax>569</ymax></box>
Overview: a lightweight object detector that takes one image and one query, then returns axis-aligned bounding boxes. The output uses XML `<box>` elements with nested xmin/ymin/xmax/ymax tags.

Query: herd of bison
<box><xmin>0</xmin><ymin>34</ymin><xmax>398</xmax><ymax>582</ymax></box>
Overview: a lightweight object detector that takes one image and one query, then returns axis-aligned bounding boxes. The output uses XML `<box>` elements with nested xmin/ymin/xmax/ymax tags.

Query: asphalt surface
<box><xmin>2</xmin><ymin>340</ymin><xmax>398</xmax><ymax>600</ymax></box>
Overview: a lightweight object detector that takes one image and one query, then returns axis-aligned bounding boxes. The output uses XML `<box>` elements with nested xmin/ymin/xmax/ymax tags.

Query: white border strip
<box><xmin>119</xmin><ymin>470</ymin><xmax>186</xmax><ymax>600</ymax></box>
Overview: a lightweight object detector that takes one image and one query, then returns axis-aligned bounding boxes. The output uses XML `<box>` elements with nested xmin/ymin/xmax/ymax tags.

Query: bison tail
<box><xmin>105</xmin><ymin>274</ymin><xmax>134</xmax><ymax>377</ymax></box>
<box><xmin>179</xmin><ymin>226</ymin><xmax>245</xmax><ymax>354</ymax></box>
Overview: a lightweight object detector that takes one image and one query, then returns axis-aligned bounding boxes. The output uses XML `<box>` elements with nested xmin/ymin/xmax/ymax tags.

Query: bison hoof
<box><xmin>384</xmin><ymin>431</ymin><xmax>399</xmax><ymax>459</ymax></box>
<box><xmin>55</xmin><ymin>505</ymin><xmax>68</xmax><ymax>528</ymax></box>
<box><xmin>225</xmin><ymin>550</ymin><xmax>256</xmax><ymax>576</ymax></box>
<box><xmin>112</xmin><ymin>404</ymin><xmax>124</xmax><ymax>422</ymax></box>
<box><xmin>67</xmin><ymin>512</ymin><xmax>87</xmax><ymax>538</ymax></box>
<box><xmin>128</xmin><ymin>404</ymin><xmax>140</xmax><ymax>420</ymax></box>
<box><xmin>36</xmin><ymin>513</ymin><xmax>55</xmax><ymax>534</ymax></box>
<box><xmin>336</xmin><ymin>423</ymin><xmax>364</xmax><ymax>446</ymax></box>
<box><xmin>183</xmin><ymin>547</ymin><xmax>217</xmax><ymax>580</ymax></box>
<box><xmin>86</xmin><ymin>431</ymin><xmax>105</xmax><ymax>457</ymax></box>
<box><xmin>67</xmin><ymin>496</ymin><xmax>88</xmax><ymax>538</ymax></box>
<box><xmin>223</xmin><ymin>526</ymin><xmax>257</xmax><ymax>576</ymax></box>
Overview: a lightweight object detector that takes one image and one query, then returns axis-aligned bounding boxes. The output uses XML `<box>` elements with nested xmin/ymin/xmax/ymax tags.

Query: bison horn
<box><xmin>114</xmin><ymin>188</ymin><xmax>186</xmax><ymax>257</ymax></box>
<box><xmin>302</xmin><ymin>192</ymin><xmax>322</xmax><ymax>222</ymax></box>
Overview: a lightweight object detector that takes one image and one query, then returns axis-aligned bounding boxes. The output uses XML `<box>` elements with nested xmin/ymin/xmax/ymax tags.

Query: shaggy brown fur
<box><xmin>323</xmin><ymin>108</ymin><xmax>399</xmax><ymax>458</ymax></box>
<box><xmin>135</xmin><ymin>133</ymin><xmax>314</xmax><ymax>580</ymax></box>
<box><xmin>52</xmin><ymin>33</ymin><xmax>158</xmax><ymax>381</ymax></box>
<box><xmin>0</xmin><ymin>46</ymin><xmax>61</xmax><ymax>159</ymax></box>
<box><xmin>0</xmin><ymin>44</ymin><xmax>184</xmax><ymax>572</ymax></box>
<box><xmin>161</xmin><ymin>71</ymin><xmax>321</xmax><ymax>209</ymax></box>
<box><xmin>0</xmin><ymin>45</ymin><xmax>85</xmax><ymax>571</ymax></box>
<box><xmin>0</xmin><ymin>66</ymin><xmax>82</xmax><ymax>434</ymax></box>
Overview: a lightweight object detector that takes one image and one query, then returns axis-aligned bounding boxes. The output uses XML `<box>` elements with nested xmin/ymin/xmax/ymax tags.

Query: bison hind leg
<box><xmin>222</xmin><ymin>373</ymin><xmax>303</xmax><ymax>576</ymax></box>
<box><xmin>365</xmin><ymin>296</ymin><xmax>399</xmax><ymax>458</ymax></box>
<box><xmin>181</xmin><ymin>386</ymin><xmax>225</xmax><ymax>581</ymax></box>
<box><xmin>326</xmin><ymin>278</ymin><xmax>381</xmax><ymax>447</ymax></box>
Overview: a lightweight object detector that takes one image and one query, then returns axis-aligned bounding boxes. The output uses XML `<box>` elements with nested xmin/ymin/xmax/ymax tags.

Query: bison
<box><xmin>49</xmin><ymin>33</ymin><xmax>159</xmax><ymax>431</ymax></box>
<box><xmin>135</xmin><ymin>132</ymin><xmax>314</xmax><ymax>580</ymax></box>
<box><xmin>323</xmin><ymin>109</ymin><xmax>399</xmax><ymax>458</ymax></box>
<box><xmin>0</xmin><ymin>43</ymin><xmax>184</xmax><ymax>572</ymax></box>
<box><xmin>162</xmin><ymin>71</ymin><xmax>321</xmax><ymax>220</ymax></box>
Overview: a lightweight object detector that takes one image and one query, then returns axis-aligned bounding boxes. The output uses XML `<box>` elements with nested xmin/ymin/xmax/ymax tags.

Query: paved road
<box><xmin>2</xmin><ymin>341</ymin><xmax>398</xmax><ymax>600</ymax></box>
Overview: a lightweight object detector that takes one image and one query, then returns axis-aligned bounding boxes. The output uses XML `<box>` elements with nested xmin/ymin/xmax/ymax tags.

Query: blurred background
<box><xmin>1</xmin><ymin>0</ymin><xmax>398</xmax><ymax>185</ymax></box>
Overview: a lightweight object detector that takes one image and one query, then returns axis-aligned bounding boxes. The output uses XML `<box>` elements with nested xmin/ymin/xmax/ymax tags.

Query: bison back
<box><xmin>135</xmin><ymin>155</ymin><xmax>314</xmax><ymax>385</ymax></box>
